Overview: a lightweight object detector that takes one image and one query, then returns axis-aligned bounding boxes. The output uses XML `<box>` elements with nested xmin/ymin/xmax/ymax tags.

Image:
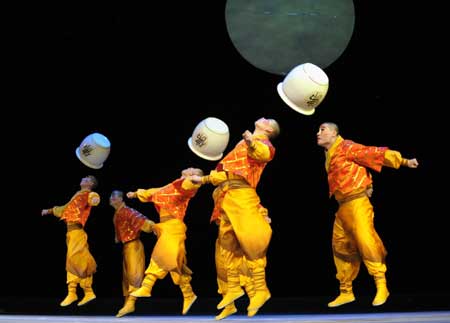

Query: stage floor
<box><xmin>2</xmin><ymin>295</ymin><xmax>450</xmax><ymax>322</ymax></box>
<box><xmin>1</xmin><ymin>312</ymin><xmax>450</xmax><ymax>323</ymax></box>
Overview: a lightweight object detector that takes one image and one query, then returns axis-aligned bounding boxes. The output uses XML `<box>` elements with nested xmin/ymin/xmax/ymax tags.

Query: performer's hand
<box><xmin>142</xmin><ymin>219</ymin><xmax>155</xmax><ymax>233</ymax></box>
<box><xmin>188</xmin><ymin>175</ymin><xmax>202</xmax><ymax>184</ymax></box>
<box><xmin>366</xmin><ymin>186</ymin><xmax>374</xmax><ymax>198</ymax></box>
<box><xmin>41</xmin><ymin>209</ymin><xmax>52</xmax><ymax>216</ymax></box>
<box><xmin>126</xmin><ymin>191</ymin><xmax>137</xmax><ymax>199</ymax></box>
<box><xmin>242</xmin><ymin>130</ymin><xmax>253</xmax><ymax>145</ymax></box>
<box><xmin>407</xmin><ymin>158</ymin><xmax>419</xmax><ymax>168</ymax></box>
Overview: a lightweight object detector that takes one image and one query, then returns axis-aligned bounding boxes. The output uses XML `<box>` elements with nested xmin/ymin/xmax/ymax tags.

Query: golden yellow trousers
<box><xmin>122</xmin><ymin>239</ymin><xmax>145</xmax><ymax>296</ymax></box>
<box><xmin>65</xmin><ymin>228</ymin><xmax>96</xmax><ymax>281</ymax></box>
<box><xmin>215</xmin><ymin>237</ymin><xmax>252</xmax><ymax>296</ymax></box>
<box><xmin>218</xmin><ymin>187</ymin><xmax>271</xmax><ymax>260</ymax></box>
<box><xmin>332</xmin><ymin>196</ymin><xmax>387</xmax><ymax>284</ymax></box>
<box><xmin>145</xmin><ymin>218</ymin><xmax>192</xmax><ymax>284</ymax></box>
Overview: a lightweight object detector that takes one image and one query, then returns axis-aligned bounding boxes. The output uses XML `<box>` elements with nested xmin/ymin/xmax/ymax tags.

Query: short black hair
<box><xmin>86</xmin><ymin>175</ymin><xmax>98</xmax><ymax>189</ymax></box>
<box><xmin>110</xmin><ymin>190</ymin><xmax>123</xmax><ymax>199</ymax></box>
<box><xmin>323</xmin><ymin>122</ymin><xmax>339</xmax><ymax>135</ymax></box>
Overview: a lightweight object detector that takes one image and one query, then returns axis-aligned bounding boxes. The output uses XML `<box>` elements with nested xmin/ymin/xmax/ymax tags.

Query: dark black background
<box><xmin>3</xmin><ymin>0</ymin><xmax>448</xmax><ymax>315</ymax></box>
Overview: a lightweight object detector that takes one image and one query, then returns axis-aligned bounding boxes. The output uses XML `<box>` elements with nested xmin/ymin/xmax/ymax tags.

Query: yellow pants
<box><xmin>145</xmin><ymin>218</ymin><xmax>192</xmax><ymax>283</ymax></box>
<box><xmin>216</xmin><ymin>215</ymin><xmax>268</xmax><ymax>296</ymax></box>
<box><xmin>332</xmin><ymin>196</ymin><xmax>387</xmax><ymax>285</ymax></box>
<box><xmin>216</xmin><ymin>187</ymin><xmax>271</xmax><ymax>260</ymax></box>
<box><xmin>65</xmin><ymin>228</ymin><xmax>96</xmax><ymax>280</ymax></box>
<box><xmin>215</xmin><ymin>237</ymin><xmax>253</xmax><ymax>296</ymax></box>
<box><xmin>144</xmin><ymin>258</ymin><xmax>192</xmax><ymax>286</ymax></box>
<box><xmin>122</xmin><ymin>239</ymin><xmax>145</xmax><ymax>296</ymax></box>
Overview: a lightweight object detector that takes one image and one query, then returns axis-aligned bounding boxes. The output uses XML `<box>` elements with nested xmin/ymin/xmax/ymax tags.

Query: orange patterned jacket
<box><xmin>59</xmin><ymin>190</ymin><xmax>99</xmax><ymax>227</ymax></box>
<box><xmin>326</xmin><ymin>136</ymin><xmax>387</xmax><ymax>197</ymax></box>
<box><xmin>113</xmin><ymin>205</ymin><xmax>147</xmax><ymax>243</ymax></box>
<box><xmin>216</xmin><ymin>136</ymin><xmax>275</xmax><ymax>188</ymax></box>
<box><xmin>140</xmin><ymin>178</ymin><xmax>199</xmax><ymax>221</ymax></box>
